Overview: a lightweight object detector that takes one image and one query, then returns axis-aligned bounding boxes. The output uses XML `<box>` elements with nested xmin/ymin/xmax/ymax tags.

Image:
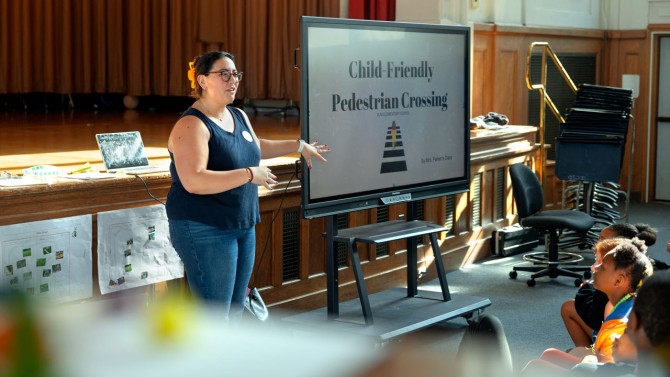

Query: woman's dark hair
<box><xmin>191</xmin><ymin>51</ymin><xmax>235</xmax><ymax>98</ymax></box>
<box><xmin>610</xmin><ymin>238</ymin><xmax>653</xmax><ymax>292</ymax></box>
<box><xmin>605</xmin><ymin>223</ymin><xmax>657</xmax><ymax>247</ymax></box>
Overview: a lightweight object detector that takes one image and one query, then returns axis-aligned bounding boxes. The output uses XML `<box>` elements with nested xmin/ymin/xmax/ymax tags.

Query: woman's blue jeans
<box><xmin>169</xmin><ymin>219</ymin><xmax>255</xmax><ymax>319</ymax></box>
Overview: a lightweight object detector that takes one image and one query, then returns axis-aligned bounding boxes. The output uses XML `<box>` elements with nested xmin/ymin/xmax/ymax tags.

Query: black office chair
<box><xmin>508</xmin><ymin>163</ymin><xmax>595</xmax><ymax>287</ymax></box>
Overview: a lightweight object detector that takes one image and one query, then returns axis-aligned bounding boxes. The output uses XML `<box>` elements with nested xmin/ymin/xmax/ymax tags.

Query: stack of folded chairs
<box><xmin>554</xmin><ymin>84</ymin><xmax>633</xmax><ymax>249</ymax></box>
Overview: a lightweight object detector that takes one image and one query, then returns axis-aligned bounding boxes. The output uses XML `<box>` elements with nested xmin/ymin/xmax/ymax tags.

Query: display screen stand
<box><xmin>325</xmin><ymin>202</ymin><xmax>488</xmax><ymax>325</ymax></box>
<box><xmin>283</xmin><ymin>203</ymin><xmax>490</xmax><ymax>341</ymax></box>
<box><xmin>329</xmin><ymin>220</ymin><xmax>450</xmax><ymax>325</ymax></box>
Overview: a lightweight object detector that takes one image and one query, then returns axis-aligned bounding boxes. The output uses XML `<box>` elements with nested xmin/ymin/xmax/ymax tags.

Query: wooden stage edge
<box><xmin>0</xmin><ymin>108</ymin><xmax>539</xmax><ymax>312</ymax></box>
<box><xmin>0</xmin><ymin>109</ymin><xmax>301</xmax><ymax>174</ymax></box>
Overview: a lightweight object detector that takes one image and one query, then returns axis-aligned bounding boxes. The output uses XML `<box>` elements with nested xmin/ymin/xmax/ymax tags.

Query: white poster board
<box><xmin>97</xmin><ymin>205</ymin><xmax>183</xmax><ymax>294</ymax></box>
<box><xmin>0</xmin><ymin>215</ymin><xmax>93</xmax><ymax>303</ymax></box>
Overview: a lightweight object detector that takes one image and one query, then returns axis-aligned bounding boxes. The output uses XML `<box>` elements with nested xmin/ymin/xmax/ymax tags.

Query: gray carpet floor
<box><xmin>412</xmin><ymin>200</ymin><xmax>670</xmax><ymax>371</ymax></box>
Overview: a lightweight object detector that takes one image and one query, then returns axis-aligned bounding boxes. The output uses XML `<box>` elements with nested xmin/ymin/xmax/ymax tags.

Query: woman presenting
<box><xmin>167</xmin><ymin>51</ymin><xmax>329</xmax><ymax>318</ymax></box>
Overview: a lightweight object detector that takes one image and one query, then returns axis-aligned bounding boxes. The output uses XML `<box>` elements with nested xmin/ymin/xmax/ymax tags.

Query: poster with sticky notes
<box><xmin>97</xmin><ymin>205</ymin><xmax>183</xmax><ymax>294</ymax></box>
<box><xmin>0</xmin><ymin>215</ymin><xmax>93</xmax><ymax>302</ymax></box>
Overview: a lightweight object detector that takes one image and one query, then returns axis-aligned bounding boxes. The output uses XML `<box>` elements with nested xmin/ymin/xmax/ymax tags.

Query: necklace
<box><xmin>611</xmin><ymin>292</ymin><xmax>633</xmax><ymax>313</ymax></box>
<box><xmin>200</xmin><ymin>100</ymin><xmax>224</xmax><ymax>122</ymax></box>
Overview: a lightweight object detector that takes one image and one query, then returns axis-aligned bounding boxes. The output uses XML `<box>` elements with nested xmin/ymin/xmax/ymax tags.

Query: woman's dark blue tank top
<box><xmin>166</xmin><ymin>106</ymin><xmax>261</xmax><ymax>229</ymax></box>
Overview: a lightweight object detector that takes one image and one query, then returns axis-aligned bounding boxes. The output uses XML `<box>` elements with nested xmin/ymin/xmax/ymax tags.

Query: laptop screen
<box><xmin>96</xmin><ymin>131</ymin><xmax>150</xmax><ymax>170</ymax></box>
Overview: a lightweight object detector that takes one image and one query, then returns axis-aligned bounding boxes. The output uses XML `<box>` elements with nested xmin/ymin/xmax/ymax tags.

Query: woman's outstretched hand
<box><xmin>301</xmin><ymin>141</ymin><xmax>331</xmax><ymax>169</ymax></box>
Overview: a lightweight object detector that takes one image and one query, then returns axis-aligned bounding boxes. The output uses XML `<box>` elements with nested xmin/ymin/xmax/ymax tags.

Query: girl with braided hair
<box><xmin>562</xmin><ymin>224</ymin><xmax>660</xmax><ymax>349</ymax></box>
<box><xmin>523</xmin><ymin>238</ymin><xmax>653</xmax><ymax>374</ymax></box>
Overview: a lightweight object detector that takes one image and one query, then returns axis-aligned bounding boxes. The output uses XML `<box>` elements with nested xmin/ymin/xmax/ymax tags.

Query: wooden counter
<box><xmin>0</xmin><ymin>112</ymin><xmax>538</xmax><ymax>311</ymax></box>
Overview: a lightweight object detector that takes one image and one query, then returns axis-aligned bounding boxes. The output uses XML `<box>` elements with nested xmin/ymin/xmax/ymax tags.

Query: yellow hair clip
<box><xmin>187</xmin><ymin>61</ymin><xmax>196</xmax><ymax>89</ymax></box>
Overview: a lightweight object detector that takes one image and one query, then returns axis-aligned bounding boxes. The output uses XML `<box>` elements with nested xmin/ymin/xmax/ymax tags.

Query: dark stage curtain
<box><xmin>349</xmin><ymin>0</ymin><xmax>395</xmax><ymax>21</ymax></box>
<box><xmin>0</xmin><ymin>0</ymin><xmax>338</xmax><ymax>100</ymax></box>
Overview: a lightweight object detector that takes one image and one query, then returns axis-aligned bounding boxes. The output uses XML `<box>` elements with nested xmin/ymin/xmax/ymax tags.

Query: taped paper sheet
<box><xmin>97</xmin><ymin>205</ymin><xmax>183</xmax><ymax>295</ymax></box>
<box><xmin>0</xmin><ymin>215</ymin><xmax>93</xmax><ymax>302</ymax></box>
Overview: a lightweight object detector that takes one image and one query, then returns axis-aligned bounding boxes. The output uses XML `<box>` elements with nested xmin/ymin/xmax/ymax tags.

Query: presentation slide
<box><xmin>305</xmin><ymin>25</ymin><xmax>467</xmax><ymax>201</ymax></box>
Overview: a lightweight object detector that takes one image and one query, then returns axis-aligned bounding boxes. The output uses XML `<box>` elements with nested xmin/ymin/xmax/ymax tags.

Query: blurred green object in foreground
<box><xmin>0</xmin><ymin>290</ymin><xmax>51</xmax><ymax>377</ymax></box>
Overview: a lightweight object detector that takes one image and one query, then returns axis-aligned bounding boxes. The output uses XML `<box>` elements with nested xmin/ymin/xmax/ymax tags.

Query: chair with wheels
<box><xmin>508</xmin><ymin>163</ymin><xmax>595</xmax><ymax>287</ymax></box>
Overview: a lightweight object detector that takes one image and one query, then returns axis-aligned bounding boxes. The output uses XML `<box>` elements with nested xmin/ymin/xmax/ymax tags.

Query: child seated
<box><xmin>523</xmin><ymin>238</ymin><xmax>653</xmax><ymax>374</ymax></box>
<box><xmin>561</xmin><ymin>224</ymin><xmax>656</xmax><ymax>348</ymax></box>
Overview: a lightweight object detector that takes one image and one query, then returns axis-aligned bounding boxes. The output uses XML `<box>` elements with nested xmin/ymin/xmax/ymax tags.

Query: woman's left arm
<box><xmin>236</xmin><ymin>109</ymin><xmax>330</xmax><ymax>168</ymax></box>
<box><xmin>259</xmin><ymin>139</ymin><xmax>305</xmax><ymax>159</ymax></box>
<box><xmin>259</xmin><ymin>139</ymin><xmax>329</xmax><ymax>169</ymax></box>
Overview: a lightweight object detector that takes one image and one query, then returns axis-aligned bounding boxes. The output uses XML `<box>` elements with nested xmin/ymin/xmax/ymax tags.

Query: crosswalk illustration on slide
<box><xmin>380</xmin><ymin>120</ymin><xmax>408</xmax><ymax>174</ymax></box>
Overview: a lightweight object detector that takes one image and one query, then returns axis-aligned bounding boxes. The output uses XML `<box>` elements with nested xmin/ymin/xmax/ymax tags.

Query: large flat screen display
<box><xmin>300</xmin><ymin>17</ymin><xmax>470</xmax><ymax>219</ymax></box>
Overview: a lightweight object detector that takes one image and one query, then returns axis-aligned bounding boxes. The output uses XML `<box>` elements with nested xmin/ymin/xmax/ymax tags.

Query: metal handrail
<box><xmin>526</xmin><ymin>42</ymin><xmax>634</xmax><ymax>221</ymax></box>
<box><xmin>525</xmin><ymin>42</ymin><xmax>578</xmax><ymax>185</ymax></box>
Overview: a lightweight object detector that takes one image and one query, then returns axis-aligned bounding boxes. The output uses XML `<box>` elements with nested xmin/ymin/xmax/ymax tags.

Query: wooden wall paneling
<box><xmin>480</xmin><ymin>25</ymin><xmax>605</xmax><ymax>207</ymax></box>
<box><xmin>622</xmin><ymin>40</ymin><xmax>646</xmax><ymax>198</ymax></box>
<box><xmin>472</xmin><ymin>26</ymin><xmax>495</xmax><ymax>117</ymax></box>
<box><xmin>299</xmin><ymin>217</ymin><xmax>312</xmax><ymax>280</ymax></box>
<box><xmin>499</xmin><ymin>161</ymin><xmax>510</xmax><ymax>224</ymax></box>
<box><xmin>455</xmin><ymin>191</ymin><xmax>470</xmax><ymax>235</ymax></box>
<box><xmin>267</xmin><ymin>145</ymin><xmax>537</xmax><ymax>312</ymax></box>
<box><xmin>263</xmin><ymin>269</ymin><xmax>328</xmax><ymax>311</ymax></box>
<box><xmin>490</xmin><ymin>26</ymin><xmax>604</xmax><ymax>129</ymax></box>
<box><xmin>487</xmin><ymin>160</ymin><xmax>505</xmax><ymax>225</ymax></box>
<box><xmin>628</xmin><ymin>32</ymin><xmax>649</xmax><ymax>200</ymax></box>
<box><xmin>516</xmin><ymin>26</ymin><xmax>604</xmax><ymax>54</ymax></box>
<box><xmin>264</xmin><ymin>129</ymin><xmax>536</xmax><ymax>309</ymax></box>
<box><xmin>367</xmin><ymin>208</ymin><xmax>379</xmax><ymax>263</ymax></box>
<box><xmin>305</xmin><ymin>216</ymin><xmax>327</xmax><ymax>277</ymax></box>
<box><xmin>603</xmin><ymin>32</ymin><xmax>619</xmax><ymax>87</ymax></box>
<box><xmin>509</xmin><ymin>167</ymin><xmax>519</xmax><ymax>221</ymax></box>
<box><xmin>504</xmin><ymin>164</ymin><xmax>515</xmax><ymax>221</ymax></box>
<box><xmin>491</xmin><ymin>164</ymin><xmax>502</xmax><ymax>223</ymax></box>
<box><xmin>481</xmin><ymin>168</ymin><xmax>494</xmax><ymax>226</ymax></box>
<box><xmin>272</xmin><ymin>205</ymin><xmax>286</xmax><ymax>288</ymax></box>
<box><xmin>424</xmin><ymin>197</ymin><xmax>442</xmax><ymax>226</ymax></box>
<box><xmin>255</xmin><ymin>208</ymin><xmax>276</xmax><ymax>289</ymax></box>
<box><xmin>472</xmin><ymin>25</ymin><xmax>606</xmax><ymax>155</ymax></box>
<box><xmin>436</xmin><ymin>196</ymin><xmax>449</xmax><ymax>241</ymax></box>
<box><xmin>256</xmin><ymin>164</ymin><xmax>302</xmax><ymax>288</ymax></box>
<box><xmin>493</xmin><ymin>34</ymin><xmax>524</xmax><ymax>124</ymax></box>
<box><xmin>471</xmin><ymin>171</ymin><xmax>482</xmax><ymax>229</ymax></box>
<box><xmin>1</xmin><ymin>125</ymin><xmax>542</xmax><ymax>315</ymax></box>
<box><xmin>604</xmin><ymin>30</ymin><xmax>649</xmax><ymax>198</ymax></box>
<box><xmin>0</xmin><ymin>178</ymin><xmax>170</xmax><ymax>227</ymax></box>
<box><xmin>364</xmin><ymin>209</ymin><xmax>378</xmax><ymax>260</ymax></box>
<box><xmin>347</xmin><ymin>210</ymin><xmax>370</xmax><ymax>262</ymax></box>
<box><xmin>387</xmin><ymin>203</ymin><xmax>407</xmax><ymax>254</ymax></box>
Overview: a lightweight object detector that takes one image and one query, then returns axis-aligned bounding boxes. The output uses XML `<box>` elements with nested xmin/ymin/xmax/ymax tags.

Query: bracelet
<box><xmin>297</xmin><ymin>139</ymin><xmax>306</xmax><ymax>153</ymax></box>
<box><xmin>245</xmin><ymin>167</ymin><xmax>253</xmax><ymax>182</ymax></box>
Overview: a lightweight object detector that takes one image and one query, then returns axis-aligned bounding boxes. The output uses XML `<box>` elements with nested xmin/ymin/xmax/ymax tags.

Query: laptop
<box><xmin>95</xmin><ymin>131</ymin><xmax>169</xmax><ymax>174</ymax></box>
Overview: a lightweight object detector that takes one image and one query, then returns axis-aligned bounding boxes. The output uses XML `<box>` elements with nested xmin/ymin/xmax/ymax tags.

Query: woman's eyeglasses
<box><xmin>204</xmin><ymin>70</ymin><xmax>244</xmax><ymax>82</ymax></box>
